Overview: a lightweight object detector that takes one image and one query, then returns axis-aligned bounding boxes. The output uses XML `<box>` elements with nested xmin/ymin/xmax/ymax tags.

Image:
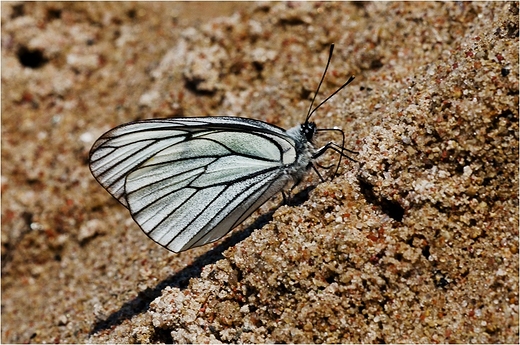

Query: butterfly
<box><xmin>89</xmin><ymin>44</ymin><xmax>355</xmax><ymax>253</ymax></box>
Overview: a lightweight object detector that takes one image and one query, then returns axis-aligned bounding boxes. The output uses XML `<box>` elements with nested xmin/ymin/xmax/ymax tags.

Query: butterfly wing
<box><xmin>89</xmin><ymin>117</ymin><xmax>298</xmax><ymax>252</ymax></box>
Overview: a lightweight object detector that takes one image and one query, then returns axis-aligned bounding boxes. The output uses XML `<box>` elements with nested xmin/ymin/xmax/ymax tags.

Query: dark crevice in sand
<box><xmin>357</xmin><ymin>177</ymin><xmax>405</xmax><ymax>222</ymax></box>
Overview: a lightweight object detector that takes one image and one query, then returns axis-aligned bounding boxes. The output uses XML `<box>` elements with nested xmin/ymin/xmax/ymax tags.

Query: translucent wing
<box><xmin>89</xmin><ymin>117</ymin><xmax>298</xmax><ymax>252</ymax></box>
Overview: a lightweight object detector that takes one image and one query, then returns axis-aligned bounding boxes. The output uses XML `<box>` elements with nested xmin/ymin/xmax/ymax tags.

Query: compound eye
<box><xmin>302</xmin><ymin>122</ymin><xmax>317</xmax><ymax>141</ymax></box>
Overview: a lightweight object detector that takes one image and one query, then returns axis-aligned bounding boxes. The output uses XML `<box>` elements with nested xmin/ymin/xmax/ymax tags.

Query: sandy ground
<box><xmin>2</xmin><ymin>1</ymin><xmax>518</xmax><ymax>343</ymax></box>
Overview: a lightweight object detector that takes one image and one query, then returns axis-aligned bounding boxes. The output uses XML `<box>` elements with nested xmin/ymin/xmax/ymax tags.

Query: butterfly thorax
<box><xmin>284</xmin><ymin>123</ymin><xmax>316</xmax><ymax>183</ymax></box>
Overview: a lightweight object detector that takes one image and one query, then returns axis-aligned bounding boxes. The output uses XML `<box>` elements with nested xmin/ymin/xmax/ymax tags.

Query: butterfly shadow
<box><xmin>88</xmin><ymin>185</ymin><xmax>314</xmax><ymax>337</ymax></box>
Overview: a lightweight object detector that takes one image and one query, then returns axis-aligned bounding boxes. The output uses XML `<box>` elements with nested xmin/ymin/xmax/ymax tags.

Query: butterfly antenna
<box><xmin>305</xmin><ymin>44</ymin><xmax>335</xmax><ymax>124</ymax></box>
<box><xmin>305</xmin><ymin>44</ymin><xmax>355</xmax><ymax>123</ymax></box>
<box><xmin>308</xmin><ymin>75</ymin><xmax>355</xmax><ymax>121</ymax></box>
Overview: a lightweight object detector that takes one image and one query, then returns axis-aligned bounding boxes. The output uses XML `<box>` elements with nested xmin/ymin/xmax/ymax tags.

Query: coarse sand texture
<box><xmin>2</xmin><ymin>2</ymin><xmax>518</xmax><ymax>343</ymax></box>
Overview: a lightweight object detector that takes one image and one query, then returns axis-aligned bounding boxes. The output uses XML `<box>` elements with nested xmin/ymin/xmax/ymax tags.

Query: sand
<box><xmin>2</xmin><ymin>2</ymin><xmax>518</xmax><ymax>343</ymax></box>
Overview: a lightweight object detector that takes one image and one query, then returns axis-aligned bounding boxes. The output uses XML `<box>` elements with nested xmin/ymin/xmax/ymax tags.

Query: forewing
<box><xmin>89</xmin><ymin>121</ymin><xmax>192</xmax><ymax>207</ymax></box>
<box><xmin>89</xmin><ymin>117</ymin><xmax>292</xmax><ymax>207</ymax></box>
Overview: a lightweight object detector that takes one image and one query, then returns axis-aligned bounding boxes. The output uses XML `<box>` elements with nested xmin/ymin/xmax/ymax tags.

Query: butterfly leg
<box><xmin>313</xmin><ymin>141</ymin><xmax>358</xmax><ymax>178</ymax></box>
<box><xmin>281</xmin><ymin>190</ymin><xmax>289</xmax><ymax>205</ymax></box>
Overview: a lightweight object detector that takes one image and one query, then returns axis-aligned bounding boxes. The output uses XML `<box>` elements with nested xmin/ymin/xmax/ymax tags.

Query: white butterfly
<box><xmin>89</xmin><ymin>44</ymin><xmax>355</xmax><ymax>253</ymax></box>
